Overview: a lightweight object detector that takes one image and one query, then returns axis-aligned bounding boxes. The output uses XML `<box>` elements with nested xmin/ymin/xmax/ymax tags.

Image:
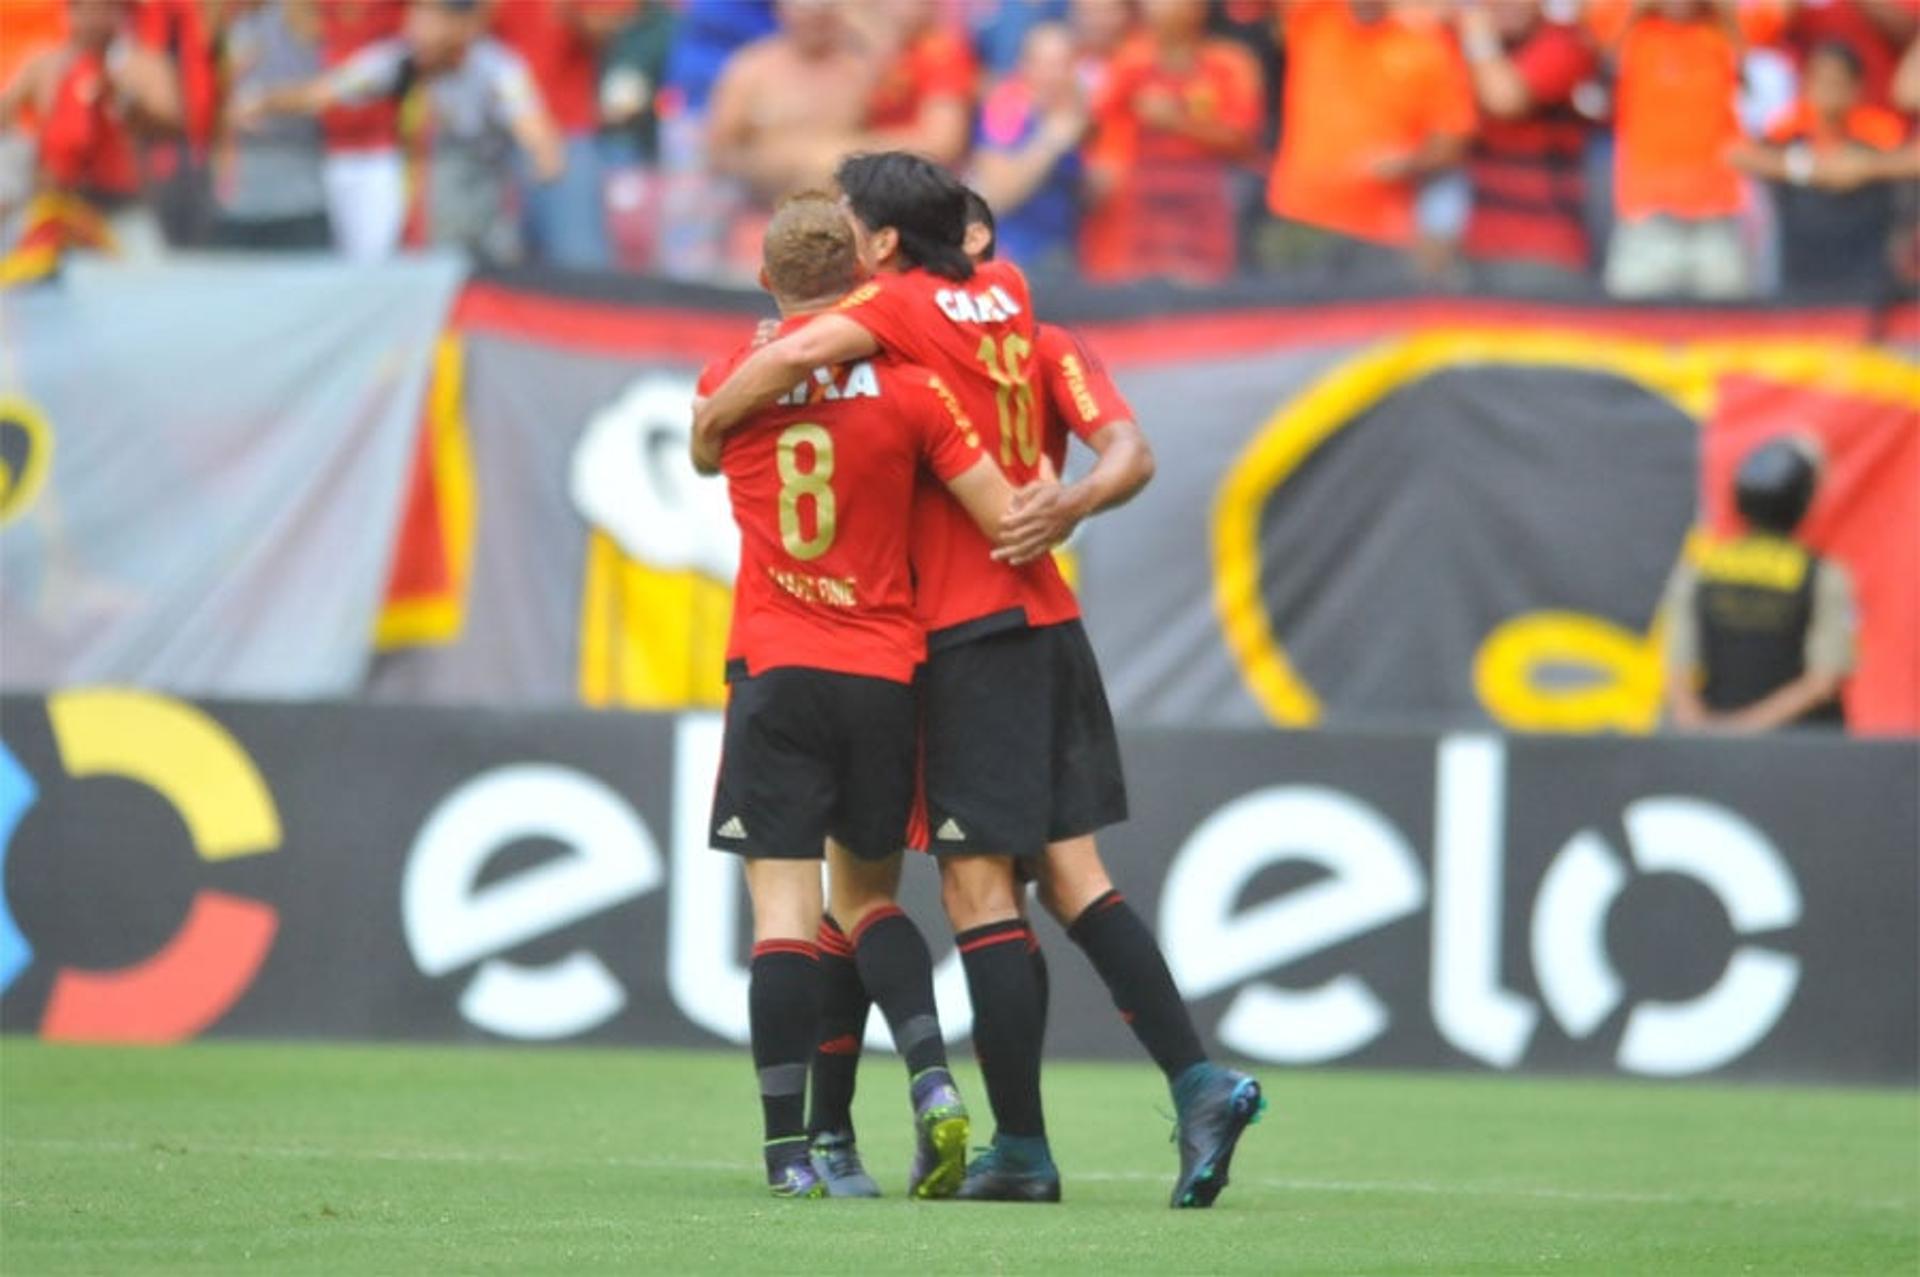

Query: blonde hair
<box><xmin>763</xmin><ymin>190</ymin><xmax>859</xmax><ymax>305</ymax></box>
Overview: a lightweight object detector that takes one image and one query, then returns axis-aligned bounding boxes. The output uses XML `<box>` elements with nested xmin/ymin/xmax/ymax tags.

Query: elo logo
<box><xmin>1162</xmin><ymin>735</ymin><xmax>1803</xmax><ymax>1076</ymax></box>
<box><xmin>0</xmin><ymin>689</ymin><xmax>282</xmax><ymax>1041</ymax></box>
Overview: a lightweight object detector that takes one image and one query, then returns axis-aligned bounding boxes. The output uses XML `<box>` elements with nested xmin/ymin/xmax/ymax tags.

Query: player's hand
<box><xmin>992</xmin><ymin>480</ymin><xmax>1081</xmax><ymax>567</ymax></box>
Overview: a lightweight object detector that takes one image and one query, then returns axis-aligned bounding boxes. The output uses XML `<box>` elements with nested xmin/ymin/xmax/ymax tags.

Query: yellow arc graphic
<box><xmin>48</xmin><ymin>689</ymin><xmax>281</xmax><ymax>860</ymax></box>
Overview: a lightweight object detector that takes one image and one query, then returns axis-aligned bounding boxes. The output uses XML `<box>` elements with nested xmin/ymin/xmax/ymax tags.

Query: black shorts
<box><xmin>921</xmin><ymin>619</ymin><xmax>1128</xmax><ymax>859</ymax></box>
<box><xmin>710</xmin><ymin>666</ymin><xmax>917</xmax><ymax>861</ymax></box>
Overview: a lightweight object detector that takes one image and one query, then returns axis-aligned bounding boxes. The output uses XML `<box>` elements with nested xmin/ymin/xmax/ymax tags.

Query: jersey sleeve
<box><xmin>1038</xmin><ymin>324</ymin><xmax>1133</xmax><ymax>445</ymax></box>
<box><xmin>911</xmin><ymin>371</ymin><xmax>988</xmax><ymax>483</ymax></box>
<box><xmin>833</xmin><ymin>277</ymin><xmax>918</xmax><ymax>358</ymax></box>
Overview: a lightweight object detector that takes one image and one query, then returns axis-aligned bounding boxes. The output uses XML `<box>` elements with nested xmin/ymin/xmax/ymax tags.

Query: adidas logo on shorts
<box><xmin>718</xmin><ymin>816</ymin><xmax>748</xmax><ymax>839</ymax></box>
<box><xmin>935</xmin><ymin>817</ymin><xmax>966</xmax><ymax>842</ymax></box>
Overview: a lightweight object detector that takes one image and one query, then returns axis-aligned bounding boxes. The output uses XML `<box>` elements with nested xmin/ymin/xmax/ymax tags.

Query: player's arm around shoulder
<box><xmin>692</xmin><ymin>313</ymin><xmax>880</xmax><ymax>440</ymax></box>
<box><xmin>689</xmin><ymin>395</ymin><xmax>721</xmax><ymax>476</ymax></box>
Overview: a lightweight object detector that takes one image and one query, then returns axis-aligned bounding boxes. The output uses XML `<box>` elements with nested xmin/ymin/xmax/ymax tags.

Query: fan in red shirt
<box><xmin>310</xmin><ymin>0</ymin><xmax>405</xmax><ymax>260</ymax></box>
<box><xmin>690</xmin><ymin>192</ymin><xmax>1012</xmax><ymax>1202</ymax></box>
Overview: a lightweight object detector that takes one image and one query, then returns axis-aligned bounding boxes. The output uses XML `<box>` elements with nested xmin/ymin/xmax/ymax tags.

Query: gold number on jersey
<box><xmin>975</xmin><ymin>332</ymin><xmax>1039</xmax><ymax>469</ymax></box>
<box><xmin>776</xmin><ymin>422</ymin><xmax>836</xmax><ymax>561</ymax></box>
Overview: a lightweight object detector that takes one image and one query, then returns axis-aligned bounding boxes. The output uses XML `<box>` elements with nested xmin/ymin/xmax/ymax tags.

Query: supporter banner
<box><xmin>408</xmin><ymin>276</ymin><xmax>1919</xmax><ymax>734</ymax></box>
<box><xmin>0</xmin><ymin>258</ymin><xmax>464</xmax><ymax>698</ymax></box>
<box><xmin>2</xmin><ymin>691</ymin><xmax>1913</xmax><ymax>1084</ymax></box>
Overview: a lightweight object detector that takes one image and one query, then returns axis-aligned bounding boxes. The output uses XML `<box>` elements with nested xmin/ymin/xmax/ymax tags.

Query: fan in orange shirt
<box><xmin>1265</xmin><ymin>0</ymin><xmax>1476</xmax><ymax>278</ymax></box>
<box><xmin>1592</xmin><ymin>0</ymin><xmax>1784</xmax><ymax>299</ymax></box>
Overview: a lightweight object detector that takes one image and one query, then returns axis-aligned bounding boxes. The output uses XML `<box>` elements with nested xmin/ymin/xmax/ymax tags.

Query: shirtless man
<box><xmin>704</xmin><ymin>0</ymin><xmax>874</xmax><ymax>204</ymax></box>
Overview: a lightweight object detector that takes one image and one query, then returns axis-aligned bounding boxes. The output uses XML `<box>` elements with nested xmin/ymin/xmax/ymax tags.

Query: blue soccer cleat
<box><xmin>906</xmin><ymin>1068</ymin><xmax>970</xmax><ymax>1200</ymax></box>
<box><xmin>954</xmin><ymin>1133</ymin><xmax>1062</xmax><ymax>1203</ymax></box>
<box><xmin>1170</xmin><ymin>1063</ymin><xmax>1265</xmax><ymax>1209</ymax></box>
<box><xmin>809</xmin><ymin>1129</ymin><xmax>881</xmax><ymax>1198</ymax></box>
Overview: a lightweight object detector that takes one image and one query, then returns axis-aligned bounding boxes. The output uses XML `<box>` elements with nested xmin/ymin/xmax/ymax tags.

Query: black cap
<box><xmin>1734</xmin><ymin>439</ymin><xmax>1818</xmax><ymax>535</ymax></box>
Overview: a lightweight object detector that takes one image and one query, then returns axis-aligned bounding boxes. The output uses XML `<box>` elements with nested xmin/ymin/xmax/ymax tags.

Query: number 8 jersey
<box><xmin>702</xmin><ymin>325</ymin><xmax>987</xmax><ymax>684</ymax></box>
<box><xmin>834</xmin><ymin>261</ymin><xmax>1081</xmax><ymax>645</ymax></box>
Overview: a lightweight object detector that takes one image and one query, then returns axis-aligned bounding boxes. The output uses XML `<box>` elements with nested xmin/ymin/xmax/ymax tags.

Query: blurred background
<box><xmin>0</xmin><ymin>0</ymin><xmax>1914</xmax><ymax>1088</ymax></box>
<box><xmin>4</xmin><ymin>0</ymin><xmax>1919</xmax><ymax>296</ymax></box>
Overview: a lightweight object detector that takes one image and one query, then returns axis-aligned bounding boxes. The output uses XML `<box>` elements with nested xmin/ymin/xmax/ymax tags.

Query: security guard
<box><xmin>1663</xmin><ymin>437</ymin><xmax>1856</xmax><ymax>732</ymax></box>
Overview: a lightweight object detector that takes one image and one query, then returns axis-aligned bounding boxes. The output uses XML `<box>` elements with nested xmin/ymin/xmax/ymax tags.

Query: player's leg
<box><xmin>825</xmin><ymin>671</ymin><xmax>969</xmax><ymax>1199</ymax></box>
<box><xmin>742</xmin><ymin>858</ymin><xmax>826</xmax><ymax>1197</ymax></box>
<box><xmin>1039</xmin><ymin>619</ymin><xmax>1265</xmax><ymax>1208</ymax></box>
<box><xmin>922</xmin><ymin>631</ymin><xmax>1059</xmax><ymax>1201</ymax></box>
<box><xmin>711</xmin><ymin>669</ymin><xmax>837</xmax><ymax>1198</ymax></box>
<box><xmin>1038</xmin><ymin>836</ymin><xmax>1205</xmax><ymax>1084</ymax></box>
<box><xmin>805</xmin><ymin>910</ymin><xmax>874</xmax><ymax>1195</ymax></box>
<box><xmin>827</xmin><ymin>847</ymin><xmax>969</xmax><ymax>1199</ymax></box>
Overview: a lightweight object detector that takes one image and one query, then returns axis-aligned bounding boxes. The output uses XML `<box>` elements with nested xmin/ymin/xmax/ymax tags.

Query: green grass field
<box><xmin>0</xmin><ymin>1040</ymin><xmax>1913</xmax><ymax>1275</ymax></box>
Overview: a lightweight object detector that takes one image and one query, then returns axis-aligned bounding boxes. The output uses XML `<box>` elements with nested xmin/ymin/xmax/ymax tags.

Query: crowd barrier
<box><xmin>2</xmin><ymin>690</ymin><xmax>1912</xmax><ymax>1084</ymax></box>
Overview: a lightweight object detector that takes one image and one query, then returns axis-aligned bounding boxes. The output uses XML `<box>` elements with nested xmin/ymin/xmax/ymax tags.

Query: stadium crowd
<box><xmin>2</xmin><ymin>0</ymin><xmax>1918</xmax><ymax>297</ymax></box>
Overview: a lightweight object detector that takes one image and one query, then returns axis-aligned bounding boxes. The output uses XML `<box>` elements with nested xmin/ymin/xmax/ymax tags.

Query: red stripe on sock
<box><xmin>818</xmin><ymin>1034</ymin><xmax>861</xmax><ymax>1056</ymax></box>
<box><xmin>815</xmin><ymin>921</ymin><xmax>855</xmax><ymax>957</ymax></box>
<box><xmin>752</xmin><ymin>940</ymin><xmax>818</xmax><ymax>961</ymax></box>
<box><xmin>849</xmin><ymin>904</ymin><xmax>906</xmax><ymax>948</ymax></box>
<box><xmin>1096</xmin><ymin>890</ymin><xmax>1125</xmax><ymax>913</ymax></box>
<box><xmin>958</xmin><ymin>929</ymin><xmax>1029</xmax><ymax>955</ymax></box>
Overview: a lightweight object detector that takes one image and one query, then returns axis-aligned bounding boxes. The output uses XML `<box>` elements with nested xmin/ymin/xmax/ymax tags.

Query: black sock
<box><xmin>850</xmin><ymin>906</ymin><xmax>949</xmax><ymax>1078</ymax></box>
<box><xmin>1068</xmin><ymin>890</ymin><xmax>1206</xmax><ymax>1081</ymax></box>
<box><xmin>808</xmin><ymin>914</ymin><xmax>869</xmax><ymax>1137</ymax></box>
<box><xmin>957</xmin><ymin>918</ymin><xmax>1046</xmax><ymax>1138</ymax></box>
<box><xmin>1029</xmin><ymin>933</ymin><xmax>1050</xmax><ymax>1048</ymax></box>
<box><xmin>749</xmin><ymin>941</ymin><xmax>820</xmax><ymax>1147</ymax></box>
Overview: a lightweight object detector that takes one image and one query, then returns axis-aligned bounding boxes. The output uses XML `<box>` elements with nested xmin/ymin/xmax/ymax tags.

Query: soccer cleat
<box><xmin>766</xmin><ymin>1138</ymin><xmax>827</xmax><ymax>1199</ymax></box>
<box><xmin>954</xmin><ymin>1134</ymin><xmax>1062</xmax><ymax>1203</ymax></box>
<box><xmin>1170</xmin><ymin>1063</ymin><xmax>1266</xmax><ymax>1209</ymax></box>
<box><xmin>809</xmin><ymin>1130</ymin><xmax>881</xmax><ymax>1198</ymax></box>
<box><xmin>906</xmin><ymin>1068</ymin><xmax>970</xmax><ymax>1200</ymax></box>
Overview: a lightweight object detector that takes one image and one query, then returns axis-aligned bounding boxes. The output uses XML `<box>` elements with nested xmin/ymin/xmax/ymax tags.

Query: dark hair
<box><xmin>835</xmin><ymin>152</ymin><xmax>975</xmax><ymax>282</ymax></box>
<box><xmin>1734</xmin><ymin>439</ymin><xmax>1818</xmax><ymax>535</ymax></box>
<box><xmin>962</xmin><ymin>187</ymin><xmax>997</xmax><ymax>261</ymax></box>
<box><xmin>1808</xmin><ymin>40</ymin><xmax>1865</xmax><ymax>82</ymax></box>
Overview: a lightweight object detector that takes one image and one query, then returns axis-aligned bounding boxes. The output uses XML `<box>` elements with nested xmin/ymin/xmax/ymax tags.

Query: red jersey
<box><xmin>39</xmin><ymin>51</ymin><xmax>141</xmax><ymax>196</ymax></box>
<box><xmin>493</xmin><ymin>0</ymin><xmax>634</xmax><ymax>136</ymax></box>
<box><xmin>318</xmin><ymin>0</ymin><xmax>404</xmax><ymax>152</ymax></box>
<box><xmin>1033</xmin><ymin>322</ymin><xmax>1133</xmax><ymax>475</ymax></box>
<box><xmin>833</xmin><ymin>262</ymin><xmax>1080</xmax><ymax>640</ymax></box>
<box><xmin>703</xmin><ymin>327</ymin><xmax>987</xmax><ymax>684</ymax></box>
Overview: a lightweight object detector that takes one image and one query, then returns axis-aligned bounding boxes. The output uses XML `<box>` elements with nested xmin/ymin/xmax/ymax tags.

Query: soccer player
<box><xmin>693</xmin><ymin>191</ymin><xmax>1015</xmax><ymax>1200</ymax></box>
<box><xmin>694</xmin><ymin>155</ymin><xmax>1263</xmax><ymax>1208</ymax></box>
